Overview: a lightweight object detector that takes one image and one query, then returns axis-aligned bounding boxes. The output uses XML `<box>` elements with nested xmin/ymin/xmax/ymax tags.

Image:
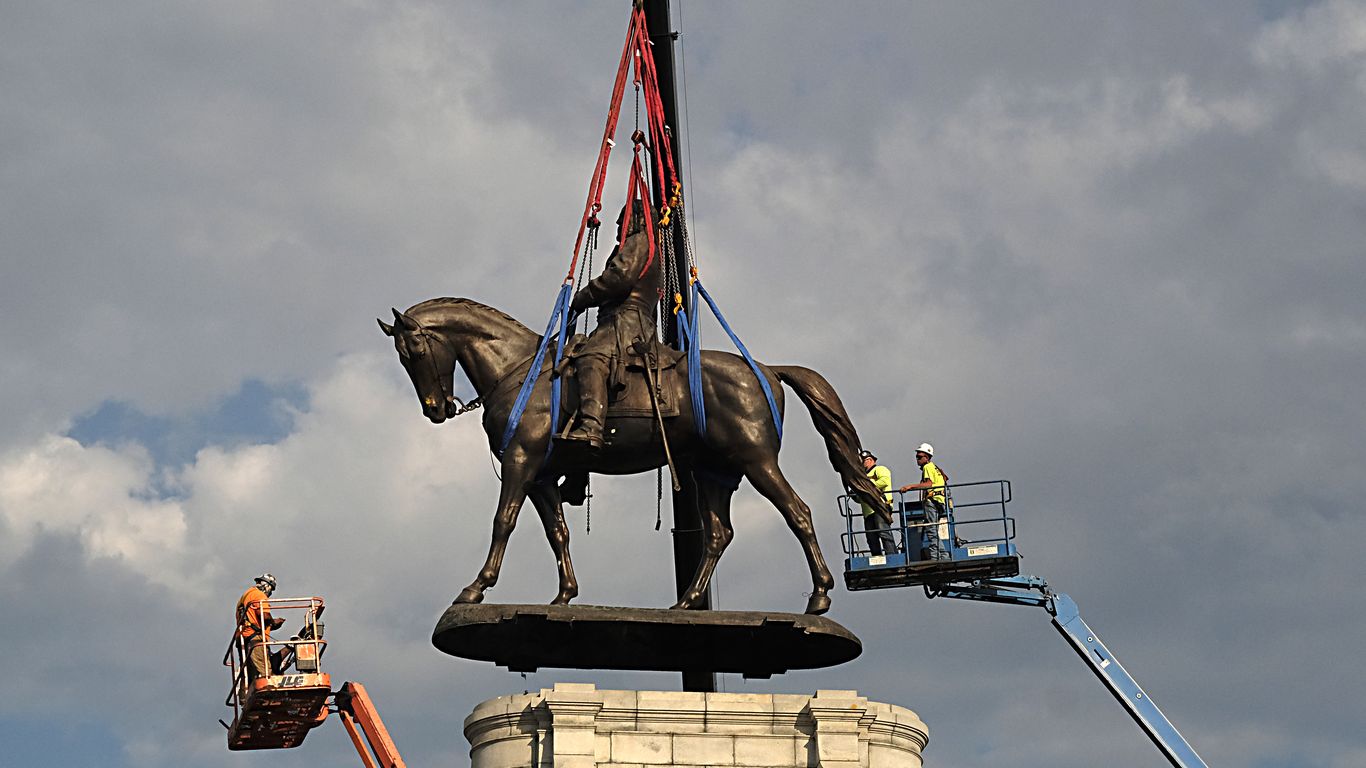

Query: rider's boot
<box><xmin>564</xmin><ymin>357</ymin><xmax>609</xmax><ymax>449</ymax></box>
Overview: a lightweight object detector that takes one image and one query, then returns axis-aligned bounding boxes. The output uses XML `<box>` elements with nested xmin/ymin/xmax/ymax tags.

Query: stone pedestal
<box><xmin>464</xmin><ymin>683</ymin><xmax>928</xmax><ymax>768</ymax></box>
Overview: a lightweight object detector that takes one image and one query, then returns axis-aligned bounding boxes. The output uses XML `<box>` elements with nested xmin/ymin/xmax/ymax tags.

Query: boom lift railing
<box><xmin>838</xmin><ymin>480</ymin><xmax>1015</xmax><ymax>561</ymax></box>
<box><xmin>223</xmin><ymin>596</ymin><xmax>328</xmax><ymax>713</ymax></box>
<box><xmin>221</xmin><ymin>596</ymin><xmax>406</xmax><ymax>765</ymax></box>
<box><xmin>838</xmin><ymin>480</ymin><xmax>1021</xmax><ymax>590</ymax></box>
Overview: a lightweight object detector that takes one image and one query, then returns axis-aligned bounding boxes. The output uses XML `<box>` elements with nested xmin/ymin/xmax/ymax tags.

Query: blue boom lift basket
<box><xmin>838</xmin><ymin>479</ymin><xmax>1020</xmax><ymax>591</ymax></box>
<box><xmin>836</xmin><ymin>478</ymin><xmax>1210</xmax><ymax>767</ymax></box>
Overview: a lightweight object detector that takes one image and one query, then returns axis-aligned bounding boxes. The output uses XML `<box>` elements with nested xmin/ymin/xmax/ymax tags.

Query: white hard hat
<box><xmin>916</xmin><ymin>443</ymin><xmax>934</xmax><ymax>457</ymax></box>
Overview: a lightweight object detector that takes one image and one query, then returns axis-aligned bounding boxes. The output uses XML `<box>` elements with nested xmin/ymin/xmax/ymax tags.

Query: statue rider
<box><xmin>562</xmin><ymin>201</ymin><xmax>661</xmax><ymax>449</ymax></box>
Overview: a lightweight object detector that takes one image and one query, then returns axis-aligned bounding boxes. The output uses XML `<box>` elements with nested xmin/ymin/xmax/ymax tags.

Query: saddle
<box><xmin>552</xmin><ymin>336</ymin><xmax>684</xmax><ymax>504</ymax></box>
<box><xmin>555</xmin><ymin>334</ymin><xmax>682</xmax><ymax>420</ymax></box>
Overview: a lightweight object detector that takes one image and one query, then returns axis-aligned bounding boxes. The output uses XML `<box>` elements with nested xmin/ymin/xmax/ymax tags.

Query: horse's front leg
<box><xmin>527</xmin><ymin>481</ymin><xmax>578</xmax><ymax>605</ymax></box>
<box><xmin>456</xmin><ymin>461</ymin><xmax>533</xmax><ymax>604</ymax></box>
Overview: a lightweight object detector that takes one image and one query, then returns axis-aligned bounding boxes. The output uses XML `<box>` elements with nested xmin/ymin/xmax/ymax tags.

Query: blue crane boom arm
<box><xmin>934</xmin><ymin>576</ymin><xmax>1209</xmax><ymax>768</ymax></box>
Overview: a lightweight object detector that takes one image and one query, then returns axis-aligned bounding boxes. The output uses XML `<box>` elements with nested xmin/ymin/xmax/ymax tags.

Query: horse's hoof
<box><xmin>805</xmin><ymin>593</ymin><xmax>831</xmax><ymax>616</ymax></box>
<box><xmin>670</xmin><ymin>592</ymin><xmax>703</xmax><ymax>610</ymax></box>
<box><xmin>454</xmin><ymin>587</ymin><xmax>485</xmax><ymax>605</ymax></box>
<box><xmin>550</xmin><ymin>592</ymin><xmax>576</xmax><ymax>606</ymax></box>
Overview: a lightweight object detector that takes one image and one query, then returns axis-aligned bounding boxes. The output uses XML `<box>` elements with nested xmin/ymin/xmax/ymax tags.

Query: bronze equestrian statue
<box><xmin>379</xmin><ymin>294</ymin><xmax>889</xmax><ymax>616</ymax></box>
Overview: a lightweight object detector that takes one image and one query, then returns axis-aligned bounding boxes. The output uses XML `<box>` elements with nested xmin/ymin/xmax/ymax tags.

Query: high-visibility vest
<box><xmin>235</xmin><ymin>586</ymin><xmax>272</xmax><ymax>642</ymax></box>
<box><xmin>861</xmin><ymin>464</ymin><xmax>893</xmax><ymax>517</ymax></box>
<box><xmin>922</xmin><ymin>461</ymin><xmax>949</xmax><ymax>505</ymax></box>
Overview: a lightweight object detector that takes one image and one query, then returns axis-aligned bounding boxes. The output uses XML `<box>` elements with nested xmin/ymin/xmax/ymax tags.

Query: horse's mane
<box><xmin>407</xmin><ymin>297</ymin><xmax>534</xmax><ymax>336</ymax></box>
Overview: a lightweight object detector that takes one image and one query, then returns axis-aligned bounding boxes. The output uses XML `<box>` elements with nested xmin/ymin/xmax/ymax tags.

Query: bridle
<box><xmin>403</xmin><ymin>325</ymin><xmax>483</xmax><ymax>418</ymax></box>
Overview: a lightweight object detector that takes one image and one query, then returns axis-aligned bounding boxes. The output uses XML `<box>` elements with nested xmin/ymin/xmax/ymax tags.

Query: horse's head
<box><xmin>378</xmin><ymin>307</ymin><xmax>459</xmax><ymax>424</ymax></box>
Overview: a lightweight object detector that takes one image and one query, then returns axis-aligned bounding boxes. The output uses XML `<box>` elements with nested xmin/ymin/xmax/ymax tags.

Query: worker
<box><xmin>236</xmin><ymin>573</ymin><xmax>286</xmax><ymax>681</ymax></box>
<box><xmin>562</xmin><ymin>201</ymin><xmax>660</xmax><ymax>449</ymax></box>
<box><xmin>899</xmin><ymin>443</ymin><xmax>950</xmax><ymax>561</ymax></box>
<box><xmin>858</xmin><ymin>450</ymin><xmax>898</xmax><ymax>556</ymax></box>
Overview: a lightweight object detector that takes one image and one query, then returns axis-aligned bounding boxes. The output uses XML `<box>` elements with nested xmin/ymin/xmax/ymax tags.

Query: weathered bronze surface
<box><xmin>433</xmin><ymin>603</ymin><xmax>861</xmax><ymax>678</ymax></box>
<box><xmin>380</xmin><ymin>298</ymin><xmax>890</xmax><ymax>616</ymax></box>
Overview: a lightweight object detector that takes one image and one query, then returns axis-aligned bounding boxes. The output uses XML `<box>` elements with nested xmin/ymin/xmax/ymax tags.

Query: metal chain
<box><xmin>585</xmin><ymin>236</ymin><xmax>595</xmax><ymax>329</ymax></box>
<box><xmin>660</xmin><ymin>193</ymin><xmax>692</xmax><ymax>333</ymax></box>
<box><xmin>673</xmin><ymin>191</ymin><xmax>694</xmax><ymax>276</ymax></box>
<box><xmin>451</xmin><ymin>395</ymin><xmax>484</xmax><ymax>417</ymax></box>
<box><xmin>658</xmin><ymin>219</ymin><xmax>674</xmax><ymax>338</ymax></box>
<box><xmin>570</xmin><ymin>201</ymin><xmax>601</xmax><ymax>532</ymax></box>
<box><xmin>575</xmin><ymin>225</ymin><xmax>598</xmax><ymax>334</ymax></box>
<box><xmin>575</xmin><ymin>232</ymin><xmax>590</xmax><ymax>289</ymax></box>
<box><xmin>664</xmin><ymin>226</ymin><xmax>680</xmax><ymax>300</ymax></box>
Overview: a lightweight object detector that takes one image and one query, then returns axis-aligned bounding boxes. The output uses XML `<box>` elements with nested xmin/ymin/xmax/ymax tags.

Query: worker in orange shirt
<box><xmin>236</xmin><ymin>573</ymin><xmax>286</xmax><ymax>680</ymax></box>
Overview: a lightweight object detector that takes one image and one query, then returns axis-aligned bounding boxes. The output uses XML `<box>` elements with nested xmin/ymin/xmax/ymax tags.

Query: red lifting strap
<box><xmin>567</xmin><ymin>6</ymin><xmax>679</xmax><ymax>283</ymax></box>
<box><xmin>632</xmin><ymin>9</ymin><xmax>678</xmax><ymax>204</ymax></box>
<box><xmin>625</xmin><ymin>143</ymin><xmax>658</xmax><ymax>278</ymax></box>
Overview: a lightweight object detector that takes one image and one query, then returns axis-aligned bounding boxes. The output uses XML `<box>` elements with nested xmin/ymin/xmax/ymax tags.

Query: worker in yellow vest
<box><xmin>236</xmin><ymin>573</ymin><xmax>286</xmax><ymax>680</ymax></box>
<box><xmin>858</xmin><ymin>450</ymin><xmax>897</xmax><ymax>556</ymax></box>
<box><xmin>899</xmin><ymin>443</ymin><xmax>950</xmax><ymax>561</ymax></box>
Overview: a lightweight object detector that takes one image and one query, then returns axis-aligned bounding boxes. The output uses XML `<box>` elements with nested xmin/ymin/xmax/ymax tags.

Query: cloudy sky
<box><xmin>3</xmin><ymin>1</ymin><xmax>1364</xmax><ymax>766</ymax></box>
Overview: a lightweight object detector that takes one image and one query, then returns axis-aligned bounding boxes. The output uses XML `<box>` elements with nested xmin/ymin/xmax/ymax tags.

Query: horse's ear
<box><xmin>378</xmin><ymin>318</ymin><xmax>396</xmax><ymax>337</ymax></box>
<box><xmin>393</xmin><ymin>307</ymin><xmax>419</xmax><ymax>331</ymax></box>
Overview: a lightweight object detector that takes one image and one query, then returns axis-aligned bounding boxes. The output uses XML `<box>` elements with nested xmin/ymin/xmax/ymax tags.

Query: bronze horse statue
<box><xmin>379</xmin><ymin>298</ymin><xmax>888</xmax><ymax>614</ymax></box>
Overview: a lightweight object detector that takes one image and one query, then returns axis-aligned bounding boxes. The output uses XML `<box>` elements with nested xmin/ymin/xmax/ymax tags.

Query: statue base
<box><xmin>433</xmin><ymin>603</ymin><xmax>861</xmax><ymax>678</ymax></box>
<box><xmin>464</xmin><ymin>683</ymin><xmax>929</xmax><ymax>768</ymax></box>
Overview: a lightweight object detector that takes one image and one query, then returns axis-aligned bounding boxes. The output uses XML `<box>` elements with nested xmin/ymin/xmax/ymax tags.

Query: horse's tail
<box><xmin>773</xmin><ymin>365</ymin><xmax>892</xmax><ymax>517</ymax></box>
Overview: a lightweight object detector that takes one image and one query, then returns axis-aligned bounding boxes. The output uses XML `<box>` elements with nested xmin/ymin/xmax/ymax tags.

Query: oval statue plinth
<box><xmin>433</xmin><ymin>603</ymin><xmax>861</xmax><ymax>678</ymax></box>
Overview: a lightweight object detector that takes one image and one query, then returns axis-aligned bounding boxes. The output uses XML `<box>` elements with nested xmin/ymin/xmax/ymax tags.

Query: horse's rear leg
<box><xmin>745</xmin><ymin>462</ymin><xmax>835</xmax><ymax>615</ymax></box>
<box><xmin>672</xmin><ymin>474</ymin><xmax>736</xmax><ymax>610</ymax></box>
<box><xmin>456</xmin><ymin>468</ymin><xmax>530</xmax><ymax>604</ymax></box>
<box><xmin>527</xmin><ymin>482</ymin><xmax>579</xmax><ymax>605</ymax></box>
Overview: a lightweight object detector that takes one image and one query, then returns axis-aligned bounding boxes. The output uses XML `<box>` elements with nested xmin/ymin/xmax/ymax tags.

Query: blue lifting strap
<box><xmin>676</xmin><ymin>279</ymin><xmax>706</xmax><ymax>434</ymax></box>
<box><xmin>676</xmin><ymin>279</ymin><xmax>783</xmax><ymax>443</ymax></box>
<box><xmin>500</xmin><ymin>282</ymin><xmax>574</xmax><ymax>459</ymax></box>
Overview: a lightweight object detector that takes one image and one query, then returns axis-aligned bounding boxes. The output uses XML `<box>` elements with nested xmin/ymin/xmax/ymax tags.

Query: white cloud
<box><xmin>0</xmin><ymin>436</ymin><xmax>191</xmax><ymax>592</ymax></box>
<box><xmin>0</xmin><ymin>347</ymin><xmax>494</xmax><ymax>607</ymax></box>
